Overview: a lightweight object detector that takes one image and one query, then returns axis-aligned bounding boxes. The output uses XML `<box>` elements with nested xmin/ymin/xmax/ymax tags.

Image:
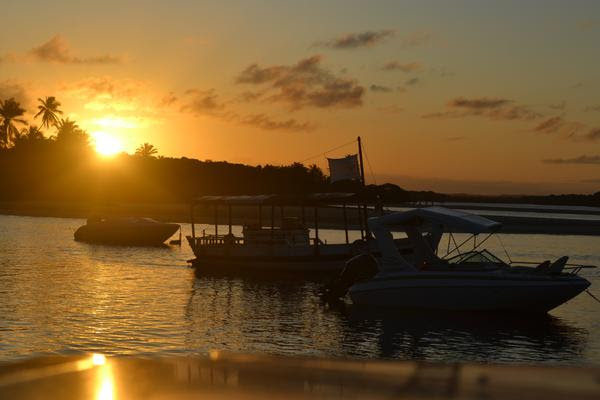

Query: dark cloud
<box><xmin>584</xmin><ymin>128</ymin><xmax>600</xmax><ymax>141</ymax></box>
<box><xmin>382</xmin><ymin>61</ymin><xmax>424</xmax><ymax>73</ymax></box>
<box><xmin>584</xmin><ymin>105</ymin><xmax>600</xmax><ymax>112</ymax></box>
<box><xmin>542</xmin><ymin>155</ymin><xmax>600</xmax><ymax>165</ymax></box>
<box><xmin>319</xmin><ymin>30</ymin><xmax>394</xmax><ymax>49</ymax></box>
<box><xmin>405</xmin><ymin>77</ymin><xmax>420</xmax><ymax>86</ymax></box>
<box><xmin>236</xmin><ymin>55</ymin><xmax>364</xmax><ymax>110</ymax></box>
<box><xmin>369</xmin><ymin>84</ymin><xmax>392</xmax><ymax>93</ymax></box>
<box><xmin>239</xmin><ymin>114</ymin><xmax>313</xmax><ymax>132</ymax></box>
<box><xmin>181</xmin><ymin>89</ymin><xmax>225</xmax><ymax>115</ymax></box>
<box><xmin>423</xmin><ymin>97</ymin><xmax>540</xmax><ymax>121</ymax></box>
<box><xmin>533</xmin><ymin>116</ymin><xmax>566</xmax><ymax>134</ymax></box>
<box><xmin>181</xmin><ymin>88</ymin><xmax>313</xmax><ymax>132</ymax></box>
<box><xmin>28</xmin><ymin>35</ymin><xmax>122</xmax><ymax>64</ymax></box>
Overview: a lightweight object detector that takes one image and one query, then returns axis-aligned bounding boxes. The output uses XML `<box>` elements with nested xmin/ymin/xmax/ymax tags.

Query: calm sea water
<box><xmin>1</xmin><ymin>214</ymin><xmax>599</xmax><ymax>365</ymax></box>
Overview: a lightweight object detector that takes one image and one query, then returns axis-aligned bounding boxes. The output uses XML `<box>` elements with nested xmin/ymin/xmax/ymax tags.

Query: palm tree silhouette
<box><xmin>34</xmin><ymin>96</ymin><xmax>63</xmax><ymax>130</ymax></box>
<box><xmin>135</xmin><ymin>143</ymin><xmax>158</xmax><ymax>157</ymax></box>
<box><xmin>0</xmin><ymin>98</ymin><xmax>27</xmax><ymax>148</ymax></box>
<box><xmin>21</xmin><ymin>125</ymin><xmax>45</xmax><ymax>141</ymax></box>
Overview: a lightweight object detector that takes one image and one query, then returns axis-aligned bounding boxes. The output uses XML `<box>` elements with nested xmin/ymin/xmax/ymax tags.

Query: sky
<box><xmin>1</xmin><ymin>0</ymin><xmax>599</xmax><ymax>195</ymax></box>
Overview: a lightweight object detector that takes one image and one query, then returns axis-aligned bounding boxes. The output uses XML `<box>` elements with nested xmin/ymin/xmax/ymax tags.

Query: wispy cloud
<box><xmin>382</xmin><ymin>61</ymin><xmax>424</xmax><ymax>73</ymax></box>
<box><xmin>542</xmin><ymin>155</ymin><xmax>600</xmax><ymax>165</ymax></box>
<box><xmin>369</xmin><ymin>84</ymin><xmax>393</xmax><ymax>93</ymax></box>
<box><xmin>584</xmin><ymin>105</ymin><xmax>600</xmax><ymax>112</ymax></box>
<box><xmin>376</xmin><ymin>105</ymin><xmax>404</xmax><ymax>114</ymax></box>
<box><xmin>400</xmin><ymin>31</ymin><xmax>434</xmax><ymax>47</ymax></box>
<box><xmin>422</xmin><ymin>97</ymin><xmax>540</xmax><ymax>121</ymax></box>
<box><xmin>2</xmin><ymin>35</ymin><xmax>122</xmax><ymax>65</ymax></box>
<box><xmin>236</xmin><ymin>55</ymin><xmax>364</xmax><ymax>110</ymax></box>
<box><xmin>317</xmin><ymin>30</ymin><xmax>394</xmax><ymax>49</ymax></box>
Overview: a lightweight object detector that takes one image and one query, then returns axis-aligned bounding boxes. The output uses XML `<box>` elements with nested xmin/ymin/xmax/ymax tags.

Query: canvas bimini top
<box><xmin>369</xmin><ymin>206</ymin><xmax>502</xmax><ymax>235</ymax></box>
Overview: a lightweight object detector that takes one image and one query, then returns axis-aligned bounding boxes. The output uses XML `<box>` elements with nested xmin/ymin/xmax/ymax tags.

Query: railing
<box><xmin>509</xmin><ymin>260</ymin><xmax>597</xmax><ymax>275</ymax></box>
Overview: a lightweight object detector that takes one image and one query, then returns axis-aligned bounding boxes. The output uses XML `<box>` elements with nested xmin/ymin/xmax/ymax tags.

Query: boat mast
<box><xmin>357</xmin><ymin>136</ymin><xmax>370</xmax><ymax>238</ymax></box>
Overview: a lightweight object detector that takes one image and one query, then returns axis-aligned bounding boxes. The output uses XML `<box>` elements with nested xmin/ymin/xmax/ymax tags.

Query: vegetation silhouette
<box><xmin>0</xmin><ymin>96</ymin><xmax>597</xmax><ymax>207</ymax></box>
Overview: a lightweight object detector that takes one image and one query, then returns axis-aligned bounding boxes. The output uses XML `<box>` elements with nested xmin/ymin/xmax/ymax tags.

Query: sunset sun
<box><xmin>92</xmin><ymin>131</ymin><xmax>123</xmax><ymax>157</ymax></box>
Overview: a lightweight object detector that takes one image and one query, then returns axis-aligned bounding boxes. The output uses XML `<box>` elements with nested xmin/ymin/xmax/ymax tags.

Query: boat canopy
<box><xmin>369</xmin><ymin>206</ymin><xmax>502</xmax><ymax>234</ymax></box>
<box><xmin>193</xmin><ymin>193</ymin><xmax>359</xmax><ymax>206</ymax></box>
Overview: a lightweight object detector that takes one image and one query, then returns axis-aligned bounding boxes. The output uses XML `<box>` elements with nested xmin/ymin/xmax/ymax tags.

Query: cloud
<box><xmin>370</xmin><ymin>84</ymin><xmax>392</xmax><ymax>93</ymax></box>
<box><xmin>382</xmin><ymin>61</ymin><xmax>424</xmax><ymax>73</ymax></box>
<box><xmin>61</xmin><ymin>76</ymin><xmax>146</xmax><ymax>112</ymax></box>
<box><xmin>548</xmin><ymin>101</ymin><xmax>566</xmax><ymax>111</ymax></box>
<box><xmin>318</xmin><ymin>30</ymin><xmax>394</xmax><ymax>49</ymax></box>
<box><xmin>542</xmin><ymin>155</ymin><xmax>600</xmax><ymax>165</ymax></box>
<box><xmin>405</xmin><ymin>77</ymin><xmax>420</xmax><ymax>86</ymax></box>
<box><xmin>239</xmin><ymin>114</ymin><xmax>313</xmax><ymax>132</ymax></box>
<box><xmin>422</xmin><ymin>97</ymin><xmax>540</xmax><ymax>121</ymax></box>
<box><xmin>2</xmin><ymin>35</ymin><xmax>122</xmax><ymax>65</ymax></box>
<box><xmin>584</xmin><ymin>128</ymin><xmax>600</xmax><ymax>141</ymax></box>
<box><xmin>181</xmin><ymin>87</ymin><xmax>313</xmax><ymax>132</ymax></box>
<box><xmin>0</xmin><ymin>80</ymin><xmax>31</xmax><ymax>107</ymax></box>
<box><xmin>446</xmin><ymin>136</ymin><xmax>465</xmax><ymax>141</ymax></box>
<box><xmin>400</xmin><ymin>31</ymin><xmax>434</xmax><ymax>47</ymax></box>
<box><xmin>584</xmin><ymin>105</ymin><xmax>600</xmax><ymax>112</ymax></box>
<box><xmin>236</xmin><ymin>55</ymin><xmax>364</xmax><ymax>110</ymax></box>
<box><xmin>180</xmin><ymin>89</ymin><xmax>226</xmax><ymax>115</ymax></box>
<box><xmin>376</xmin><ymin>105</ymin><xmax>404</xmax><ymax>114</ymax></box>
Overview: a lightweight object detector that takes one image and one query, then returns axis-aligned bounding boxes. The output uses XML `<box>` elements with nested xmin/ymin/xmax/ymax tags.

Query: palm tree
<box><xmin>34</xmin><ymin>96</ymin><xmax>63</xmax><ymax>130</ymax></box>
<box><xmin>0</xmin><ymin>98</ymin><xmax>27</xmax><ymax>148</ymax></box>
<box><xmin>55</xmin><ymin>118</ymin><xmax>90</xmax><ymax>147</ymax></box>
<box><xmin>21</xmin><ymin>125</ymin><xmax>44</xmax><ymax>141</ymax></box>
<box><xmin>135</xmin><ymin>143</ymin><xmax>158</xmax><ymax>157</ymax></box>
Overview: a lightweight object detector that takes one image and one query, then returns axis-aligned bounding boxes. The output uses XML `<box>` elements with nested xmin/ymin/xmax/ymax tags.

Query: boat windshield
<box><xmin>446</xmin><ymin>249</ymin><xmax>507</xmax><ymax>266</ymax></box>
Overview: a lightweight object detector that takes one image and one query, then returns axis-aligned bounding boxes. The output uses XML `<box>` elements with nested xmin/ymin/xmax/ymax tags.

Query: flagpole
<box><xmin>357</xmin><ymin>136</ymin><xmax>370</xmax><ymax>239</ymax></box>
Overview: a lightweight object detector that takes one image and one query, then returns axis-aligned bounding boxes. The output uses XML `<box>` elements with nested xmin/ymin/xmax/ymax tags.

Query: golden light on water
<box><xmin>92</xmin><ymin>131</ymin><xmax>123</xmax><ymax>157</ymax></box>
<box><xmin>92</xmin><ymin>354</ymin><xmax>114</xmax><ymax>400</ymax></box>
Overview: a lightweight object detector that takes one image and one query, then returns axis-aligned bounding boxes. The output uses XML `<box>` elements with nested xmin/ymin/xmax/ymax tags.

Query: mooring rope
<box><xmin>585</xmin><ymin>289</ymin><xmax>600</xmax><ymax>305</ymax></box>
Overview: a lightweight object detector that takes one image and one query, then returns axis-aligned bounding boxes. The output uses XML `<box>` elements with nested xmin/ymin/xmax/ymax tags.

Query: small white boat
<box><xmin>334</xmin><ymin>207</ymin><xmax>594</xmax><ymax>312</ymax></box>
<box><xmin>74</xmin><ymin>216</ymin><xmax>180</xmax><ymax>246</ymax></box>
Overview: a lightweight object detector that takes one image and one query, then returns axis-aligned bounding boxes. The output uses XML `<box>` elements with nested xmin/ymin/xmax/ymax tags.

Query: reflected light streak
<box><xmin>94</xmin><ymin>354</ymin><xmax>114</xmax><ymax>400</ymax></box>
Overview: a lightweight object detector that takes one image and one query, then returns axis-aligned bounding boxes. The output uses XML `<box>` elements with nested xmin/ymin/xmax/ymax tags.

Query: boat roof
<box><xmin>371</xmin><ymin>206</ymin><xmax>502</xmax><ymax>234</ymax></box>
<box><xmin>192</xmin><ymin>193</ymin><xmax>358</xmax><ymax>206</ymax></box>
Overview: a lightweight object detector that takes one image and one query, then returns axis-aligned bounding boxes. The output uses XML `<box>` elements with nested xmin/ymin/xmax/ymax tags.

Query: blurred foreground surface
<box><xmin>1</xmin><ymin>352</ymin><xmax>599</xmax><ymax>400</ymax></box>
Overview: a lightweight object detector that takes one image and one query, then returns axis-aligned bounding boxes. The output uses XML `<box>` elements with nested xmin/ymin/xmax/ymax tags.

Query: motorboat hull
<box><xmin>349</xmin><ymin>273</ymin><xmax>591</xmax><ymax>312</ymax></box>
<box><xmin>75</xmin><ymin>221</ymin><xmax>179</xmax><ymax>246</ymax></box>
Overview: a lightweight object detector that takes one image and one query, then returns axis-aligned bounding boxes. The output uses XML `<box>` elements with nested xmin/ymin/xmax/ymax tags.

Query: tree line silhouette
<box><xmin>0</xmin><ymin>96</ymin><xmax>597</xmax><ymax>206</ymax></box>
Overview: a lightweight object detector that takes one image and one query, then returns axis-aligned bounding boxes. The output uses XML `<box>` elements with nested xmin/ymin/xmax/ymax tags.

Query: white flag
<box><xmin>327</xmin><ymin>154</ymin><xmax>360</xmax><ymax>183</ymax></box>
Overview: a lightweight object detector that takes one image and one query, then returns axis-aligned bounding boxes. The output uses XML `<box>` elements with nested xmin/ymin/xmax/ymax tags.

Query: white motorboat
<box><xmin>333</xmin><ymin>207</ymin><xmax>594</xmax><ymax>312</ymax></box>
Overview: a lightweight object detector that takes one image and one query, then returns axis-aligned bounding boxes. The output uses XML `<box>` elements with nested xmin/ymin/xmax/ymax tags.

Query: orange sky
<box><xmin>1</xmin><ymin>1</ymin><xmax>599</xmax><ymax>195</ymax></box>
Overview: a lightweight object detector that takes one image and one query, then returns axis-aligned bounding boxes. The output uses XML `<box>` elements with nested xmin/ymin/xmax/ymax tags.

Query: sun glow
<box><xmin>92</xmin><ymin>131</ymin><xmax>123</xmax><ymax>157</ymax></box>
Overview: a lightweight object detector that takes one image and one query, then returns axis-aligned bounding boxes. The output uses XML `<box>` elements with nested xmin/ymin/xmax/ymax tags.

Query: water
<box><xmin>1</xmin><ymin>215</ymin><xmax>599</xmax><ymax>365</ymax></box>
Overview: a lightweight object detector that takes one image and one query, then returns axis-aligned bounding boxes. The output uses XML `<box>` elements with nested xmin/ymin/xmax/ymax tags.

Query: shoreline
<box><xmin>1</xmin><ymin>200</ymin><xmax>600</xmax><ymax>236</ymax></box>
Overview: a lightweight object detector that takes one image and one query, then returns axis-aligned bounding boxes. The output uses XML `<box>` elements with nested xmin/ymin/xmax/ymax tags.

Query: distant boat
<box><xmin>74</xmin><ymin>216</ymin><xmax>180</xmax><ymax>246</ymax></box>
